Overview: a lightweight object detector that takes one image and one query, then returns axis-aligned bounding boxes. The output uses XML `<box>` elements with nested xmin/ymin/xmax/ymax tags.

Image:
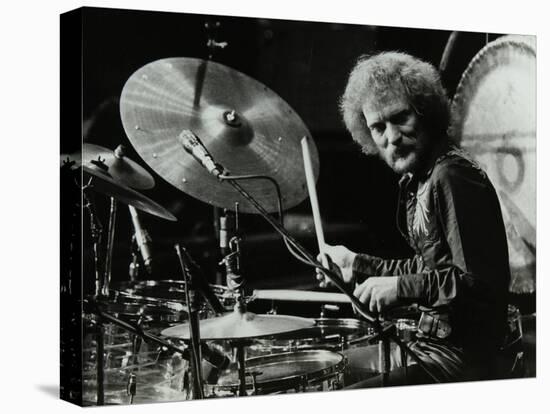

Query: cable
<box><xmin>219</xmin><ymin>173</ymin><xmax>334</xmax><ymax>268</ymax></box>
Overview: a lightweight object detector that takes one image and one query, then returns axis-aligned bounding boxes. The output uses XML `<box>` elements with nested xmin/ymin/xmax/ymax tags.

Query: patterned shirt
<box><xmin>352</xmin><ymin>144</ymin><xmax>510</xmax><ymax>356</ymax></box>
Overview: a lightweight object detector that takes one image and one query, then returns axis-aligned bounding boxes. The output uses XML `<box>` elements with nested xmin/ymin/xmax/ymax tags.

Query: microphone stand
<box><xmin>175</xmin><ymin>244</ymin><xmax>205</xmax><ymax>399</ymax></box>
<box><xmin>217</xmin><ymin>174</ymin><xmax>439</xmax><ymax>384</ymax></box>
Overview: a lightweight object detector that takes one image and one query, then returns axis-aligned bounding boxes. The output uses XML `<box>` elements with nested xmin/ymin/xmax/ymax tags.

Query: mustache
<box><xmin>391</xmin><ymin>145</ymin><xmax>414</xmax><ymax>159</ymax></box>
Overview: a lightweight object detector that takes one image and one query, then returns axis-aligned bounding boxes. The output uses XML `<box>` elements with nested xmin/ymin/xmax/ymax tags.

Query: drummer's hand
<box><xmin>353</xmin><ymin>277</ymin><xmax>399</xmax><ymax>314</ymax></box>
<box><xmin>315</xmin><ymin>244</ymin><xmax>357</xmax><ymax>287</ymax></box>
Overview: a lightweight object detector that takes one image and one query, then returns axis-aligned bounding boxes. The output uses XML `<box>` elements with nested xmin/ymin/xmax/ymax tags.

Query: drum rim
<box><xmin>211</xmin><ymin>350</ymin><xmax>346</xmax><ymax>391</ymax></box>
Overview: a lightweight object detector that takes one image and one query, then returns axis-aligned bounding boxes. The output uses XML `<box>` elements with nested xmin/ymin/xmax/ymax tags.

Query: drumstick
<box><xmin>253</xmin><ymin>289</ymin><xmax>350</xmax><ymax>304</ymax></box>
<box><xmin>301</xmin><ymin>137</ymin><xmax>329</xmax><ymax>271</ymax></box>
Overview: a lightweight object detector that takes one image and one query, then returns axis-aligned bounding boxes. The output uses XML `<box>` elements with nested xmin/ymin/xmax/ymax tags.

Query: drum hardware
<box><xmin>82</xmin><ymin>188</ymin><xmax>105</xmax><ymax>298</ymax></box>
<box><xmin>75</xmin><ymin>147</ymin><xmax>177</xmax><ymax>404</ymax></box>
<box><xmin>81</xmin><ymin>144</ymin><xmax>156</xmax><ymax>190</ymax></box>
<box><xmin>128</xmin><ymin>238</ymin><xmax>139</xmax><ymax>281</ymax></box>
<box><xmin>125</xmin><ymin>315</ymin><xmax>145</xmax><ymax>404</ymax></box>
<box><xmin>320</xmin><ymin>304</ymin><xmax>341</xmax><ymax>319</ymax></box>
<box><xmin>247</xmin><ymin>318</ymin><xmax>378</xmax><ymax>358</ymax></box>
<box><xmin>175</xmin><ymin>244</ymin><xmax>205</xmax><ymax>399</ymax></box>
<box><xmin>80</xmin><ymin>143</ymin><xmax>159</xmax><ymax>293</ymax></box>
<box><xmin>165</xmin><ymin>233</ymin><xmax>315</xmax><ymax>397</ymax></box>
<box><xmin>103</xmin><ymin>196</ymin><xmax>117</xmax><ymax>296</ymax></box>
<box><xmin>92</xmin><ymin>313</ymin><xmax>105</xmax><ymax>405</ymax></box>
<box><xmin>207</xmin><ymin>350</ymin><xmax>347</xmax><ymax>396</ymax></box>
<box><xmin>216</xmin><ymin>207</ymin><xmax>237</xmax><ymax>285</ymax></box>
<box><xmin>246</xmin><ymin>370</ymin><xmax>261</xmax><ymax>395</ymax></box>
<box><xmin>84</xmin><ymin>299</ymin><xmax>193</xmax><ymax>402</ymax></box>
<box><xmin>395</xmin><ymin>319</ymin><xmax>419</xmax><ymax>342</ymax></box>
<box><xmin>81</xmin><ymin>164</ymin><xmax>176</xmax><ymax>221</ymax></box>
<box><xmin>72</xmin><ymin>145</ymin><xmax>176</xmax><ymax>296</ymax></box>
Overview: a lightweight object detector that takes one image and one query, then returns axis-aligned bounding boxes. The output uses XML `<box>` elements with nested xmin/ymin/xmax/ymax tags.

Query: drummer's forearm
<box><xmin>352</xmin><ymin>254</ymin><xmax>424</xmax><ymax>283</ymax></box>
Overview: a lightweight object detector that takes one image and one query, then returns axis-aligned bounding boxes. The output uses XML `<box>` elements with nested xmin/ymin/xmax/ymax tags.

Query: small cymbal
<box><xmin>160</xmin><ymin>310</ymin><xmax>314</xmax><ymax>340</ymax></box>
<box><xmin>83</xmin><ymin>164</ymin><xmax>176</xmax><ymax>221</ymax></box>
<box><xmin>81</xmin><ymin>143</ymin><xmax>155</xmax><ymax>190</ymax></box>
<box><xmin>120</xmin><ymin>57</ymin><xmax>319</xmax><ymax>213</ymax></box>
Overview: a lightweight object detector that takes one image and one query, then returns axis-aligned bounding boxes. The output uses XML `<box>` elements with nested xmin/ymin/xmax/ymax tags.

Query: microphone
<box><xmin>178</xmin><ymin>130</ymin><xmax>224</xmax><ymax>177</ymax></box>
<box><xmin>219</xmin><ymin>210</ymin><xmax>234</xmax><ymax>256</ymax></box>
<box><xmin>129</xmin><ymin>206</ymin><xmax>152</xmax><ymax>274</ymax></box>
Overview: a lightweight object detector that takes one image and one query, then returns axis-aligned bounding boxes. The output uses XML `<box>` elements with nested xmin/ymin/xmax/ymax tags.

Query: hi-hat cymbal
<box><xmin>83</xmin><ymin>164</ymin><xmax>176</xmax><ymax>221</ymax></box>
<box><xmin>83</xmin><ymin>143</ymin><xmax>155</xmax><ymax>190</ymax></box>
<box><xmin>451</xmin><ymin>35</ymin><xmax>536</xmax><ymax>294</ymax></box>
<box><xmin>119</xmin><ymin>57</ymin><xmax>319</xmax><ymax>213</ymax></box>
<box><xmin>160</xmin><ymin>310</ymin><xmax>314</xmax><ymax>340</ymax></box>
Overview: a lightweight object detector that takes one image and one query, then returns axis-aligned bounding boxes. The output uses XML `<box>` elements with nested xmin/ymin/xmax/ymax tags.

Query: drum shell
<box><xmin>206</xmin><ymin>350</ymin><xmax>346</xmax><ymax>397</ymax></box>
<box><xmin>82</xmin><ymin>321</ymin><xmax>189</xmax><ymax>405</ymax></box>
<box><xmin>246</xmin><ymin>318</ymin><xmax>376</xmax><ymax>357</ymax></box>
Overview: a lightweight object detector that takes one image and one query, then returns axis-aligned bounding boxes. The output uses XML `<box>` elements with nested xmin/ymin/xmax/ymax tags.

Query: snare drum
<box><xmin>247</xmin><ymin>318</ymin><xmax>375</xmax><ymax>357</ymax></box>
<box><xmin>207</xmin><ymin>350</ymin><xmax>346</xmax><ymax>397</ymax></box>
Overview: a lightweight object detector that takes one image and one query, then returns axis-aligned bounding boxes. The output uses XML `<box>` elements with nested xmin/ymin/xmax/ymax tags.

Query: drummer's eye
<box><xmin>369</xmin><ymin>123</ymin><xmax>384</xmax><ymax>136</ymax></box>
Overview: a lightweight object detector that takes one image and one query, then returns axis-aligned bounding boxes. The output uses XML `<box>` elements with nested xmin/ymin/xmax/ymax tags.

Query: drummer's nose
<box><xmin>385</xmin><ymin>124</ymin><xmax>403</xmax><ymax>146</ymax></box>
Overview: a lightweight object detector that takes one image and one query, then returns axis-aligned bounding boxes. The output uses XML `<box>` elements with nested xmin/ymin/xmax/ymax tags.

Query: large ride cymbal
<box><xmin>82</xmin><ymin>143</ymin><xmax>155</xmax><ymax>190</ymax></box>
<box><xmin>82</xmin><ymin>164</ymin><xmax>176</xmax><ymax>221</ymax></box>
<box><xmin>160</xmin><ymin>310</ymin><xmax>314</xmax><ymax>340</ymax></box>
<box><xmin>119</xmin><ymin>57</ymin><xmax>319</xmax><ymax>213</ymax></box>
<box><xmin>451</xmin><ymin>35</ymin><xmax>536</xmax><ymax>294</ymax></box>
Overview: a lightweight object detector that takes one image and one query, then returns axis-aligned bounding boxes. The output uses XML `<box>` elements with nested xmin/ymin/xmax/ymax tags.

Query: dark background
<box><xmin>73</xmin><ymin>7</ymin><xmax>504</xmax><ymax>300</ymax></box>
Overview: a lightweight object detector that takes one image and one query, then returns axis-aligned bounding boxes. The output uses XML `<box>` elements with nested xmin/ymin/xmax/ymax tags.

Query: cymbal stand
<box><xmin>103</xmin><ymin>196</ymin><xmax>117</xmax><ymax>295</ymax></box>
<box><xmin>220</xmin><ymin>235</ymin><xmax>249</xmax><ymax>396</ymax></box>
<box><xmin>127</xmin><ymin>315</ymin><xmax>144</xmax><ymax>404</ymax></box>
<box><xmin>82</xmin><ymin>187</ymin><xmax>106</xmax><ymax>404</ymax></box>
<box><xmin>175</xmin><ymin>244</ymin><xmax>205</xmax><ymax>399</ymax></box>
<box><xmin>103</xmin><ymin>145</ymin><xmax>131</xmax><ymax>295</ymax></box>
<box><xmin>128</xmin><ymin>236</ymin><xmax>140</xmax><ymax>281</ymax></box>
<box><xmin>83</xmin><ymin>186</ymin><xmax>104</xmax><ymax>298</ymax></box>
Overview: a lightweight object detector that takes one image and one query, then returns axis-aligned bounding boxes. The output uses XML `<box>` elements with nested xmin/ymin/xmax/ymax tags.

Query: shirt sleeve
<box><xmin>352</xmin><ymin>253</ymin><xmax>424</xmax><ymax>283</ymax></box>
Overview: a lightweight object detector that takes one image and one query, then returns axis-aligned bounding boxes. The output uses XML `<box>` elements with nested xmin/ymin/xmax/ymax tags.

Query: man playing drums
<box><xmin>318</xmin><ymin>52</ymin><xmax>510</xmax><ymax>386</ymax></box>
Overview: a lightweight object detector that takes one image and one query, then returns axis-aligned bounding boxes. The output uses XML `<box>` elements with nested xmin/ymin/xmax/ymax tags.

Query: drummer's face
<box><xmin>362</xmin><ymin>95</ymin><xmax>431</xmax><ymax>175</ymax></box>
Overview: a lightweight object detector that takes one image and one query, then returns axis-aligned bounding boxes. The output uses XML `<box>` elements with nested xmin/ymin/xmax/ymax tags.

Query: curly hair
<box><xmin>340</xmin><ymin>52</ymin><xmax>450</xmax><ymax>154</ymax></box>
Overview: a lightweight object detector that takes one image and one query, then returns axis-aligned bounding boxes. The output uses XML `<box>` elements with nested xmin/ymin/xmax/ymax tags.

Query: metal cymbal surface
<box><xmin>120</xmin><ymin>57</ymin><xmax>319</xmax><ymax>213</ymax></box>
<box><xmin>83</xmin><ymin>165</ymin><xmax>176</xmax><ymax>221</ymax></box>
<box><xmin>160</xmin><ymin>311</ymin><xmax>314</xmax><ymax>340</ymax></box>
<box><xmin>451</xmin><ymin>35</ymin><xmax>536</xmax><ymax>294</ymax></box>
<box><xmin>82</xmin><ymin>143</ymin><xmax>155</xmax><ymax>190</ymax></box>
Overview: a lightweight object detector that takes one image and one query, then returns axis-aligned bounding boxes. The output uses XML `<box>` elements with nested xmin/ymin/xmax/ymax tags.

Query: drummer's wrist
<box><xmin>352</xmin><ymin>253</ymin><xmax>377</xmax><ymax>284</ymax></box>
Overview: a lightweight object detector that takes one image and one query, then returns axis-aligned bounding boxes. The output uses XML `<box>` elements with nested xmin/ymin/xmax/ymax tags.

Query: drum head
<box><xmin>450</xmin><ymin>35</ymin><xmax>536</xmax><ymax>294</ymax></box>
<box><xmin>212</xmin><ymin>350</ymin><xmax>345</xmax><ymax>391</ymax></box>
